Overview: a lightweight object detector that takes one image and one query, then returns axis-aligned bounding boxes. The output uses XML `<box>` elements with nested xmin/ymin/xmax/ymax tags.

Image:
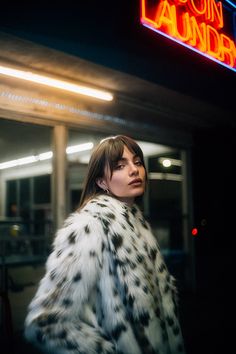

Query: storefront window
<box><xmin>147</xmin><ymin>150</ymin><xmax>185</xmax><ymax>283</ymax></box>
<box><xmin>0</xmin><ymin>119</ymin><xmax>52</xmax><ymax>263</ymax></box>
<box><xmin>148</xmin><ymin>151</ymin><xmax>183</xmax><ymax>249</ymax></box>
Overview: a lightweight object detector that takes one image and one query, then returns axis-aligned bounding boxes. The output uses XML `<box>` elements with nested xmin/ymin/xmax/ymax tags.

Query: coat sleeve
<box><xmin>24</xmin><ymin>213</ymin><xmax>115</xmax><ymax>354</ymax></box>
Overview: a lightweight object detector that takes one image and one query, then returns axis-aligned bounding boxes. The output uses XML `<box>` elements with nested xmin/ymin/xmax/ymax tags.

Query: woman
<box><xmin>25</xmin><ymin>135</ymin><xmax>185</xmax><ymax>354</ymax></box>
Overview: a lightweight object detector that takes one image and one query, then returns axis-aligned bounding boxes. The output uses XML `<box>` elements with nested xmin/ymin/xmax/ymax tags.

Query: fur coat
<box><xmin>25</xmin><ymin>194</ymin><xmax>185</xmax><ymax>354</ymax></box>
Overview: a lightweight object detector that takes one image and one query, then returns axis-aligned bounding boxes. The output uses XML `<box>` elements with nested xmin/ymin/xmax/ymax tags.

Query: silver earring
<box><xmin>104</xmin><ymin>188</ymin><xmax>109</xmax><ymax>194</ymax></box>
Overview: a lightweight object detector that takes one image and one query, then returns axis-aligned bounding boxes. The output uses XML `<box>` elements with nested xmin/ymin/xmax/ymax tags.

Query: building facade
<box><xmin>0</xmin><ymin>1</ymin><xmax>235</xmax><ymax>345</ymax></box>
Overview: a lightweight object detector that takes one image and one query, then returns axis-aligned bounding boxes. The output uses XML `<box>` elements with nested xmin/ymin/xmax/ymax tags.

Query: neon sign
<box><xmin>140</xmin><ymin>0</ymin><xmax>236</xmax><ymax>71</ymax></box>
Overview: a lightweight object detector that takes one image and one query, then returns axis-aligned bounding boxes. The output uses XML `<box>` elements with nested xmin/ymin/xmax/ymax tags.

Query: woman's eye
<box><xmin>116</xmin><ymin>164</ymin><xmax>125</xmax><ymax>170</ymax></box>
<box><xmin>135</xmin><ymin>160</ymin><xmax>142</xmax><ymax>166</ymax></box>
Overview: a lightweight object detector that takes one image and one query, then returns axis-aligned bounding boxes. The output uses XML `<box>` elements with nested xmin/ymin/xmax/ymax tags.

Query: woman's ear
<box><xmin>96</xmin><ymin>178</ymin><xmax>108</xmax><ymax>191</ymax></box>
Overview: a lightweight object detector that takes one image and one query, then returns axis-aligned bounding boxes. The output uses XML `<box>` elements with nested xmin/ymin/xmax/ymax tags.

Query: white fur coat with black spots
<box><xmin>25</xmin><ymin>194</ymin><xmax>185</xmax><ymax>354</ymax></box>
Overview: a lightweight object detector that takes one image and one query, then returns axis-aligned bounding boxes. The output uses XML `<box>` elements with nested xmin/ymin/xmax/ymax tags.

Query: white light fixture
<box><xmin>0</xmin><ymin>142</ymin><xmax>94</xmax><ymax>170</ymax></box>
<box><xmin>0</xmin><ymin>65</ymin><xmax>113</xmax><ymax>101</ymax></box>
<box><xmin>38</xmin><ymin>151</ymin><xmax>53</xmax><ymax>161</ymax></box>
<box><xmin>66</xmin><ymin>142</ymin><xmax>94</xmax><ymax>154</ymax></box>
<box><xmin>162</xmin><ymin>159</ymin><xmax>171</xmax><ymax>167</ymax></box>
<box><xmin>158</xmin><ymin>157</ymin><xmax>182</xmax><ymax>167</ymax></box>
<box><xmin>0</xmin><ymin>156</ymin><xmax>39</xmax><ymax>170</ymax></box>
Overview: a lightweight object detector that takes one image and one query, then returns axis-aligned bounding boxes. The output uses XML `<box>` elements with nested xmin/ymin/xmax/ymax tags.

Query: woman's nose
<box><xmin>129</xmin><ymin>163</ymin><xmax>138</xmax><ymax>175</ymax></box>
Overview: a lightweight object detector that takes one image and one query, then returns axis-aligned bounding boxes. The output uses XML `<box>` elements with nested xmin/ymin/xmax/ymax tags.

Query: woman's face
<box><xmin>99</xmin><ymin>146</ymin><xmax>146</xmax><ymax>206</ymax></box>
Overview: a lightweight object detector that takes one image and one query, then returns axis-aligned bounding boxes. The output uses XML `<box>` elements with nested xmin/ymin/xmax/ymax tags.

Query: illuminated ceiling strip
<box><xmin>66</xmin><ymin>142</ymin><xmax>94</xmax><ymax>154</ymax></box>
<box><xmin>149</xmin><ymin>172</ymin><xmax>182</xmax><ymax>181</ymax></box>
<box><xmin>0</xmin><ymin>65</ymin><xmax>113</xmax><ymax>101</ymax></box>
<box><xmin>142</xmin><ymin>23</ymin><xmax>236</xmax><ymax>73</ymax></box>
<box><xmin>0</xmin><ymin>142</ymin><xmax>94</xmax><ymax>170</ymax></box>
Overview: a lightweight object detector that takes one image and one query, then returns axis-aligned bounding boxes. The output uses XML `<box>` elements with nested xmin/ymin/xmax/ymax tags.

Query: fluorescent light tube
<box><xmin>0</xmin><ymin>65</ymin><xmax>113</xmax><ymax>101</ymax></box>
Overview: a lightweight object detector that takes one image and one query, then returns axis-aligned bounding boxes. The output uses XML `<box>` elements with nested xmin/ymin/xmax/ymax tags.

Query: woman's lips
<box><xmin>129</xmin><ymin>178</ymin><xmax>142</xmax><ymax>185</ymax></box>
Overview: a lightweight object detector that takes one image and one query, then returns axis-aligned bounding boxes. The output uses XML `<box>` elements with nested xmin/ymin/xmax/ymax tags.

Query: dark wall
<box><xmin>192</xmin><ymin>125</ymin><xmax>234</xmax><ymax>291</ymax></box>
<box><xmin>188</xmin><ymin>126</ymin><xmax>235</xmax><ymax>353</ymax></box>
<box><xmin>192</xmin><ymin>127</ymin><xmax>234</xmax><ymax>256</ymax></box>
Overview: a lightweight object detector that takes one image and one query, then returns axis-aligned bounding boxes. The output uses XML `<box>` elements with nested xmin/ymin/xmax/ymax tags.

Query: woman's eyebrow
<box><xmin>118</xmin><ymin>154</ymin><xmax>139</xmax><ymax>162</ymax></box>
<box><xmin>117</xmin><ymin>157</ymin><xmax>127</xmax><ymax>162</ymax></box>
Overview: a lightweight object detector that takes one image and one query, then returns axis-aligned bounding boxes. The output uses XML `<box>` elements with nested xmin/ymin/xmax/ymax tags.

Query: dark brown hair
<box><xmin>79</xmin><ymin>135</ymin><xmax>147</xmax><ymax>208</ymax></box>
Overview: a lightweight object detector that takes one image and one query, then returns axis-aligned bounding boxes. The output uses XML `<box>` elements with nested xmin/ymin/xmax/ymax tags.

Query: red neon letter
<box><xmin>188</xmin><ymin>0</ymin><xmax>207</xmax><ymax>16</ymax></box>
<box><xmin>206</xmin><ymin>0</ymin><xmax>223</xmax><ymax>29</ymax></box>
<box><xmin>206</xmin><ymin>24</ymin><xmax>221</xmax><ymax>58</ymax></box>
<box><xmin>189</xmin><ymin>16</ymin><xmax>207</xmax><ymax>51</ymax></box>
<box><xmin>219</xmin><ymin>34</ymin><xmax>236</xmax><ymax>67</ymax></box>
<box><xmin>174</xmin><ymin>11</ymin><xmax>192</xmax><ymax>41</ymax></box>
<box><xmin>155</xmin><ymin>0</ymin><xmax>176</xmax><ymax>35</ymax></box>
